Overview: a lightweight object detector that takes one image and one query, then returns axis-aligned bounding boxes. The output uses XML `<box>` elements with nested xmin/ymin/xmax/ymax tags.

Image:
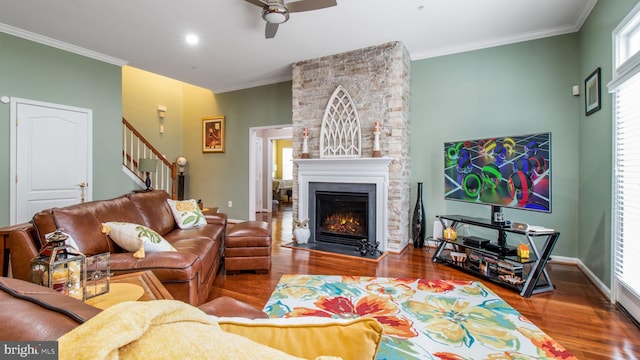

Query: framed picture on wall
<box><xmin>202</xmin><ymin>116</ymin><xmax>225</xmax><ymax>153</ymax></box>
<box><xmin>585</xmin><ymin>67</ymin><xmax>601</xmax><ymax>116</ymax></box>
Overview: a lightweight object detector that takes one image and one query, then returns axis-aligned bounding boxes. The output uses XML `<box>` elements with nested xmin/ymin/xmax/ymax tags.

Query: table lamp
<box><xmin>139</xmin><ymin>158</ymin><xmax>158</xmax><ymax>191</ymax></box>
<box><xmin>176</xmin><ymin>156</ymin><xmax>187</xmax><ymax>175</ymax></box>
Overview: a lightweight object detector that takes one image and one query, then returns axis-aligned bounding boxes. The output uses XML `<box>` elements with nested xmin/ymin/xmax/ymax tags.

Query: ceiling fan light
<box><xmin>262</xmin><ymin>6</ymin><xmax>289</xmax><ymax>24</ymax></box>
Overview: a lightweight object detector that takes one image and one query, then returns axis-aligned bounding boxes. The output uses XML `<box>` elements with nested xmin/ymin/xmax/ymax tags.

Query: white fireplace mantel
<box><xmin>294</xmin><ymin>157</ymin><xmax>393</xmax><ymax>251</ymax></box>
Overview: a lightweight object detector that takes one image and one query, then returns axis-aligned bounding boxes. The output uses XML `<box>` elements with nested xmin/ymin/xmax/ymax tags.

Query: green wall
<box><xmin>0</xmin><ymin>32</ymin><xmax>130</xmax><ymax>227</ymax></box>
<box><xmin>577</xmin><ymin>0</ymin><xmax>638</xmax><ymax>288</ymax></box>
<box><xmin>187</xmin><ymin>82</ymin><xmax>292</xmax><ymax>219</ymax></box>
<box><xmin>410</xmin><ymin>34</ymin><xmax>581</xmax><ymax>258</ymax></box>
<box><xmin>180</xmin><ymin>81</ymin><xmax>219</xmax><ymax>202</ymax></box>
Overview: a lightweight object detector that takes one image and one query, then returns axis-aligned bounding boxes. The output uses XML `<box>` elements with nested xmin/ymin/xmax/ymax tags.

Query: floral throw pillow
<box><xmin>102</xmin><ymin>222</ymin><xmax>176</xmax><ymax>258</ymax></box>
<box><xmin>167</xmin><ymin>199</ymin><xmax>207</xmax><ymax>229</ymax></box>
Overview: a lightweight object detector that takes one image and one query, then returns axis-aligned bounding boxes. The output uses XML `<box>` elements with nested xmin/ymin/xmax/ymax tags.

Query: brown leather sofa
<box><xmin>0</xmin><ymin>276</ymin><xmax>267</xmax><ymax>341</ymax></box>
<box><xmin>5</xmin><ymin>190</ymin><xmax>226</xmax><ymax>306</ymax></box>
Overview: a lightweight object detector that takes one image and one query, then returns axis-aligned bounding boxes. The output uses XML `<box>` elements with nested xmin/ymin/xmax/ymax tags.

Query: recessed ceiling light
<box><xmin>185</xmin><ymin>34</ymin><xmax>199</xmax><ymax>45</ymax></box>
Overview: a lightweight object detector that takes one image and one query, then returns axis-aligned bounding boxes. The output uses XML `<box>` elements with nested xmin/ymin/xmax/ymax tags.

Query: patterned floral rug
<box><xmin>263</xmin><ymin>274</ymin><xmax>576</xmax><ymax>360</ymax></box>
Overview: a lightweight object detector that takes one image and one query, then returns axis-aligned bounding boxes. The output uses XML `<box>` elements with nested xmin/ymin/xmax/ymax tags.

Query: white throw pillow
<box><xmin>167</xmin><ymin>199</ymin><xmax>207</xmax><ymax>229</ymax></box>
<box><xmin>102</xmin><ymin>222</ymin><xmax>176</xmax><ymax>256</ymax></box>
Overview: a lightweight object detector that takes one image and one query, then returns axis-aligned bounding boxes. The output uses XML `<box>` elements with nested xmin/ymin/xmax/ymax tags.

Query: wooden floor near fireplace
<box><xmin>210</xmin><ymin>204</ymin><xmax>640</xmax><ymax>359</ymax></box>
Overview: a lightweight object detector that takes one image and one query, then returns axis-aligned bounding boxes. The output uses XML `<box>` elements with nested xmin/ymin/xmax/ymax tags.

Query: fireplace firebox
<box><xmin>308</xmin><ymin>182</ymin><xmax>377</xmax><ymax>256</ymax></box>
<box><xmin>315</xmin><ymin>192</ymin><xmax>368</xmax><ymax>245</ymax></box>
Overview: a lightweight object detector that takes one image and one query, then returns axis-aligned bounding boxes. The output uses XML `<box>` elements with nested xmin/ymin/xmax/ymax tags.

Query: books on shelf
<box><xmin>497</xmin><ymin>259</ymin><xmax>523</xmax><ymax>272</ymax></box>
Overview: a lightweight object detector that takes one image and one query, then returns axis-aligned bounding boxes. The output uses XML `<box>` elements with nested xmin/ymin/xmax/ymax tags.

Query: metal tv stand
<box><xmin>433</xmin><ymin>214</ymin><xmax>560</xmax><ymax>297</ymax></box>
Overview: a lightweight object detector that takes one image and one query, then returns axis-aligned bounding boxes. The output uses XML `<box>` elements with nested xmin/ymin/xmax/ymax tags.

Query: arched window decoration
<box><xmin>320</xmin><ymin>85</ymin><xmax>362</xmax><ymax>158</ymax></box>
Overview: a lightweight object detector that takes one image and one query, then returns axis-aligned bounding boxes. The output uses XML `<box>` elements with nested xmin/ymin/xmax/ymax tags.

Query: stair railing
<box><xmin>122</xmin><ymin>118</ymin><xmax>176</xmax><ymax>198</ymax></box>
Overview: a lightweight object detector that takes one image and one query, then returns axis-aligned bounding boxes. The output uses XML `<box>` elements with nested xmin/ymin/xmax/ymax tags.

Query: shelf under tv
<box><xmin>433</xmin><ymin>214</ymin><xmax>560</xmax><ymax>297</ymax></box>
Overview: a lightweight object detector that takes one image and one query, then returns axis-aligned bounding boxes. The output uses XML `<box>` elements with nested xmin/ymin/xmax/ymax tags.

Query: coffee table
<box><xmin>86</xmin><ymin>270</ymin><xmax>173</xmax><ymax>309</ymax></box>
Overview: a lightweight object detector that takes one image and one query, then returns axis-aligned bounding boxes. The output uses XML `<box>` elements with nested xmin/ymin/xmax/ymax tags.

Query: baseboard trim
<box><xmin>547</xmin><ymin>255</ymin><xmax>578</xmax><ymax>265</ymax></box>
<box><xmin>549</xmin><ymin>255</ymin><xmax>612</xmax><ymax>301</ymax></box>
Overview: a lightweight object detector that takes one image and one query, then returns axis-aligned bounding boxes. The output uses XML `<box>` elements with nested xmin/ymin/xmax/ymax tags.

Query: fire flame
<box><xmin>322</xmin><ymin>212</ymin><xmax>365</xmax><ymax>235</ymax></box>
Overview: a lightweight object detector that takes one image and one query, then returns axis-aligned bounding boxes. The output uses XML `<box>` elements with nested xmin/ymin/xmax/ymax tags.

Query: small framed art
<box><xmin>585</xmin><ymin>67</ymin><xmax>601</xmax><ymax>116</ymax></box>
<box><xmin>202</xmin><ymin>116</ymin><xmax>225</xmax><ymax>153</ymax></box>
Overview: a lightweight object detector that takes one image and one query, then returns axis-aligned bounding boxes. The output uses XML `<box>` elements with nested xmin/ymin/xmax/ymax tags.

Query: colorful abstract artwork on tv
<box><xmin>444</xmin><ymin>132</ymin><xmax>551</xmax><ymax>213</ymax></box>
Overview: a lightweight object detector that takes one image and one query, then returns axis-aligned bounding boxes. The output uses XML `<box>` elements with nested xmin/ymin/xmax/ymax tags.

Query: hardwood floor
<box><xmin>210</xmin><ymin>204</ymin><xmax>640</xmax><ymax>359</ymax></box>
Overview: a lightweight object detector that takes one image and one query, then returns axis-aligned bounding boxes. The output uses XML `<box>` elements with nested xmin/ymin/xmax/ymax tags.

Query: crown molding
<box><xmin>411</xmin><ymin>24</ymin><xmax>579</xmax><ymax>61</ymax></box>
<box><xmin>213</xmin><ymin>73</ymin><xmax>292</xmax><ymax>94</ymax></box>
<box><xmin>411</xmin><ymin>0</ymin><xmax>598</xmax><ymax>61</ymax></box>
<box><xmin>0</xmin><ymin>23</ymin><xmax>127</xmax><ymax>67</ymax></box>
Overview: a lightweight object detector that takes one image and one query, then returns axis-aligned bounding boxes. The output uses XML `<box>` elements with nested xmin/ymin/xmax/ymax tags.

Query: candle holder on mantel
<box><xmin>372</xmin><ymin>121</ymin><xmax>381</xmax><ymax>158</ymax></box>
<box><xmin>301</xmin><ymin>127</ymin><xmax>310</xmax><ymax>159</ymax></box>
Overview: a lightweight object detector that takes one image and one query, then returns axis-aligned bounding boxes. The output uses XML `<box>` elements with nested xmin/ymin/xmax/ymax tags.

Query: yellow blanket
<box><xmin>58</xmin><ymin>300</ymin><xmax>340</xmax><ymax>360</ymax></box>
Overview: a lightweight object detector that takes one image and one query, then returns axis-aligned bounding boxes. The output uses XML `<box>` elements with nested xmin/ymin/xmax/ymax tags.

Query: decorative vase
<box><xmin>412</xmin><ymin>182</ymin><xmax>426</xmax><ymax>248</ymax></box>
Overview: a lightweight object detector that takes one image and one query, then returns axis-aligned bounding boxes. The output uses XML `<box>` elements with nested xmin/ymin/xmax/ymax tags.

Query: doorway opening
<box><xmin>272</xmin><ymin>139</ymin><xmax>293</xmax><ymax>210</ymax></box>
<box><xmin>248</xmin><ymin>125</ymin><xmax>292</xmax><ymax>220</ymax></box>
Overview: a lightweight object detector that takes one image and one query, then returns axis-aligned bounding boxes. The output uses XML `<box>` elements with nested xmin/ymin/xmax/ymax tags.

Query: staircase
<box><xmin>122</xmin><ymin>118</ymin><xmax>177</xmax><ymax>198</ymax></box>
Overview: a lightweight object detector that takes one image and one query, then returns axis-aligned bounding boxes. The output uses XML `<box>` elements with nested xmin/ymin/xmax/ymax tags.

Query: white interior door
<box><xmin>10</xmin><ymin>98</ymin><xmax>92</xmax><ymax>224</ymax></box>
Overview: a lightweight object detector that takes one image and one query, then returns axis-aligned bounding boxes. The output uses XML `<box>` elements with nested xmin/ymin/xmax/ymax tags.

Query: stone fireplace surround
<box><xmin>291</xmin><ymin>41</ymin><xmax>411</xmax><ymax>253</ymax></box>
<box><xmin>295</xmin><ymin>157</ymin><xmax>393</xmax><ymax>252</ymax></box>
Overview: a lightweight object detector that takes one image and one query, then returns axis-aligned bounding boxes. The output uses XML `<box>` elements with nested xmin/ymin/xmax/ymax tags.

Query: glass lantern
<box><xmin>84</xmin><ymin>252</ymin><xmax>110</xmax><ymax>299</ymax></box>
<box><xmin>30</xmin><ymin>229</ymin><xmax>86</xmax><ymax>300</ymax></box>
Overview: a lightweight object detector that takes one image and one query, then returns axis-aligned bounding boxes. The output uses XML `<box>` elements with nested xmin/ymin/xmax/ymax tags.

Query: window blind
<box><xmin>612</xmin><ymin>71</ymin><xmax>640</xmax><ymax>318</ymax></box>
<box><xmin>610</xmin><ymin>0</ymin><xmax>640</xmax><ymax>324</ymax></box>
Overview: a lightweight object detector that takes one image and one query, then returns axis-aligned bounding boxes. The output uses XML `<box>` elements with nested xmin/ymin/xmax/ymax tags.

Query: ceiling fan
<box><xmin>244</xmin><ymin>0</ymin><xmax>337</xmax><ymax>39</ymax></box>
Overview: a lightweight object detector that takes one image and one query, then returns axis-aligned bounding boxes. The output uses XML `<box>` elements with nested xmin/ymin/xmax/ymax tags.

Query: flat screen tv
<box><xmin>444</xmin><ymin>132</ymin><xmax>551</xmax><ymax>216</ymax></box>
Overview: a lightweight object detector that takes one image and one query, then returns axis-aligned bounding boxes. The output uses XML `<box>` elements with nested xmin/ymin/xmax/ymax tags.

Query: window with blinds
<box><xmin>613</xmin><ymin>73</ymin><xmax>640</xmax><ymax>291</ymax></box>
<box><xmin>282</xmin><ymin>147</ymin><xmax>293</xmax><ymax>180</ymax></box>
<box><xmin>610</xmin><ymin>2</ymin><xmax>640</xmax><ymax>323</ymax></box>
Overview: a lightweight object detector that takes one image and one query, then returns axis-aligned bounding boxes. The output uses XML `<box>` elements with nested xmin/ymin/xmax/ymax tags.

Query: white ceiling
<box><xmin>0</xmin><ymin>0</ymin><xmax>597</xmax><ymax>93</ymax></box>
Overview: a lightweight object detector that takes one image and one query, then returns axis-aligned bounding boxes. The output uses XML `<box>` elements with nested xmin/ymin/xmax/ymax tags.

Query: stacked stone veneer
<box><xmin>291</xmin><ymin>41</ymin><xmax>411</xmax><ymax>252</ymax></box>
